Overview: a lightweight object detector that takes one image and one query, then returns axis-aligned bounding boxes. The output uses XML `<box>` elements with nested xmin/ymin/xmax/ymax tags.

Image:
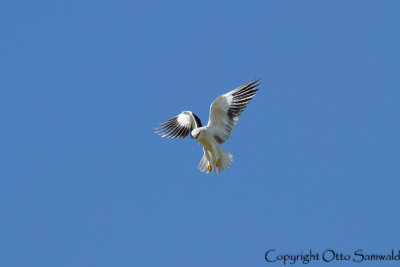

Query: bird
<box><xmin>155</xmin><ymin>79</ymin><xmax>260</xmax><ymax>174</ymax></box>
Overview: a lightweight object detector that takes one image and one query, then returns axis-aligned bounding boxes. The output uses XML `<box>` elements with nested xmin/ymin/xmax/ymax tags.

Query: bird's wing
<box><xmin>155</xmin><ymin>111</ymin><xmax>202</xmax><ymax>139</ymax></box>
<box><xmin>206</xmin><ymin>80</ymin><xmax>260</xmax><ymax>144</ymax></box>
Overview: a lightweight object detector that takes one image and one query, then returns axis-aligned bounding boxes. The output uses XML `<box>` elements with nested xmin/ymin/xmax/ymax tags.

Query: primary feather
<box><xmin>207</xmin><ymin>79</ymin><xmax>259</xmax><ymax>144</ymax></box>
<box><xmin>155</xmin><ymin>111</ymin><xmax>202</xmax><ymax>139</ymax></box>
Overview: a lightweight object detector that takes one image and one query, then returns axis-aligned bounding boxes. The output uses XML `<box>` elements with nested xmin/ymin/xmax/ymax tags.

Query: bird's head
<box><xmin>190</xmin><ymin>128</ymin><xmax>201</xmax><ymax>139</ymax></box>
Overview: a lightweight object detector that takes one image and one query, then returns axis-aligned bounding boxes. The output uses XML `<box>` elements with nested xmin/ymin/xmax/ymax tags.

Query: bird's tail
<box><xmin>198</xmin><ymin>147</ymin><xmax>233</xmax><ymax>174</ymax></box>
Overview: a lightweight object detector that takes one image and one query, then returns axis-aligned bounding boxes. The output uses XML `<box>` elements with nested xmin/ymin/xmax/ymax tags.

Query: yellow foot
<box><xmin>216</xmin><ymin>159</ymin><xmax>219</xmax><ymax>167</ymax></box>
<box><xmin>207</xmin><ymin>162</ymin><xmax>211</xmax><ymax>172</ymax></box>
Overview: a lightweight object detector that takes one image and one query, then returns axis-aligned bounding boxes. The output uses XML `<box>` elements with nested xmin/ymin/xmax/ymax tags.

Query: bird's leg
<box><xmin>210</xmin><ymin>142</ymin><xmax>220</xmax><ymax>168</ymax></box>
<box><xmin>203</xmin><ymin>148</ymin><xmax>212</xmax><ymax>173</ymax></box>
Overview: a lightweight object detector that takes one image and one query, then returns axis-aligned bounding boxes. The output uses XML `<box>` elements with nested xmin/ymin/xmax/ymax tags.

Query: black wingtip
<box><xmin>252</xmin><ymin>78</ymin><xmax>261</xmax><ymax>87</ymax></box>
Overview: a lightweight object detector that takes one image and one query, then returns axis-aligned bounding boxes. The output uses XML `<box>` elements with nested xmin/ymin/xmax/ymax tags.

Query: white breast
<box><xmin>197</xmin><ymin>131</ymin><xmax>213</xmax><ymax>150</ymax></box>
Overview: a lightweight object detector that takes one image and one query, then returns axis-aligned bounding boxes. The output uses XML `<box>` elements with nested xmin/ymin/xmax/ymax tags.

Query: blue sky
<box><xmin>1</xmin><ymin>0</ymin><xmax>400</xmax><ymax>266</ymax></box>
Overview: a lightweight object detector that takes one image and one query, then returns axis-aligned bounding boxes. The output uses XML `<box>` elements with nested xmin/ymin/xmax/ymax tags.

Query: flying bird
<box><xmin>155</xmin><ymin>80</ymin><xmax>260</xmax><ymax>174</ymax></box>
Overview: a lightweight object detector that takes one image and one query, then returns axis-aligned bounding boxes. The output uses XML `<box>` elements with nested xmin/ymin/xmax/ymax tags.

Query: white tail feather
<box><xmin>198</xmin><ymin>147</ymin><xmax>233</xmax><ymax>174</ymax></box>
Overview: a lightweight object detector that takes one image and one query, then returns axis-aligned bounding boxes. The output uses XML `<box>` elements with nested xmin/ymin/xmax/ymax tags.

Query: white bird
<box><xmin>155</xmin><ymin>80</ymin><xmax>260</xmax><ymax>174</ymax></box>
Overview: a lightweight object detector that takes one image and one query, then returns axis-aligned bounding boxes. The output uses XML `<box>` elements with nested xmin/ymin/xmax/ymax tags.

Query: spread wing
<box><xmin>206</xmin><ymin>80</ymin><xmax>260</xmax><ymax>144</ymax></box>
<box><xmin>155</xmin><ymin>111</ymin><xmax>202</xmax><ymax>139</ymax></box>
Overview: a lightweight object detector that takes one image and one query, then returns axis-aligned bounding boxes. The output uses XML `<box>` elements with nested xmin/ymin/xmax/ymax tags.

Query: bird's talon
<box><xmin>207</xmin><ymin>162</ymin><xmax>211</xmax><ymax>172</ymax></box>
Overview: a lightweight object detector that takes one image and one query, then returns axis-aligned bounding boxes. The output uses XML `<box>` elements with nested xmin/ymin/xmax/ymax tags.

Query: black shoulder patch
<box><xmin>214</xmin><ymin>135</ymin><xmax>224</xmax><ymax>144</ymax></box>
<box><xmin>192</xmin><ymin>112</ymin><xmax>202</xmax><ymax>128</ymax></box>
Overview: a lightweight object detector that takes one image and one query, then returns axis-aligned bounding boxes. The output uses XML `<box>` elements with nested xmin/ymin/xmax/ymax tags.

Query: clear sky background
<box><xmin>1</xmin><ymin>1</ymin><xmax>400</xmax><ymax>266</ymax></box>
